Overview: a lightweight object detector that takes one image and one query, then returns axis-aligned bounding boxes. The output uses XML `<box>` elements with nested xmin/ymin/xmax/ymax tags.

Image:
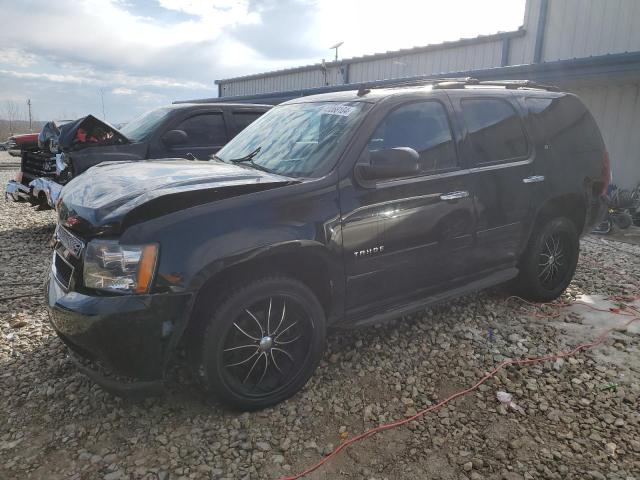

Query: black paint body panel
<box><xmin>48</xmin><ymin>87</ymin><xmax>608</xmax><ymax>386</ymax></box>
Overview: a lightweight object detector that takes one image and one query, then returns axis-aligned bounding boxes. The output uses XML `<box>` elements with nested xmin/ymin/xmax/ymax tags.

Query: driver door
<box><xmin>340</xmin><ymin>96</ymin><xmax>478</xmax><ymax>314</ymax></box>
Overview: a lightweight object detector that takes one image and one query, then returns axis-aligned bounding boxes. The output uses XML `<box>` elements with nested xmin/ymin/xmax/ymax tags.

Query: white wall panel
<box><xmin>509</xmin><ymin>0</ymin><xmax>541</xmax><ymax>65</ymax></box>
<box><xmin>543</xmin><ymin>0</ymin><xmax>640</xmax><ymax>62</ymax></box>
<box><xmin>572</xmin><ymin>83</ymin><xmax>640</xmax><ymax>189</ymax></box>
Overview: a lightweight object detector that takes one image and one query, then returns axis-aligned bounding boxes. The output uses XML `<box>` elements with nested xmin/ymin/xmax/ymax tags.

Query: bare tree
<box><xmin>2</xmin><ymin>100</ymin><xmax>21</xmax><ymax>134</ymax></box>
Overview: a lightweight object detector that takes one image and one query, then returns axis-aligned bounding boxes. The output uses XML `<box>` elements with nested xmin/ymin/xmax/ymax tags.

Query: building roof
<box><xmin>214</xmin><ymin>29</ymin><xmax>525</xmax><ymax>85</ymax></box>
<box><xmin>182</xmin><ymin>51</ymin><xmax>640</xmax><ymax>106</ymax></box>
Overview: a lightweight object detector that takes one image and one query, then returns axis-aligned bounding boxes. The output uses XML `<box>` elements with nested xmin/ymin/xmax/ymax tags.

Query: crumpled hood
<box><xmin>58</xmin><ymin>159</ymin><xmax>295</xmax><ymax>232</ymax></box>
<box><xmin>57</xmin><ymin>115</ymin><xmax>128</xmax><ymax>151</ymax></box>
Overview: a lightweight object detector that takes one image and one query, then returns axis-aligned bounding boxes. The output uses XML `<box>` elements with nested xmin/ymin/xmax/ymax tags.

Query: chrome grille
<box><xmin>52</xmin><ymin>250</ymin><xmax>74</xmax><ymax>290</ymax></box>
<box><xmin>55</xmin><ymin>225</ymin><xmax>85</xmax><ymax>258</ymax></box>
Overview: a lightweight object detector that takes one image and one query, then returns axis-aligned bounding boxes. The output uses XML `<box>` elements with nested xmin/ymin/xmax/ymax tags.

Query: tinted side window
<box><xmin>369</xmin><ymin>101</ymin><xmax>457</xmax><ymax>174</ymax></box>
<box><xmin>233</xmin><ymin>112</ymin><xmax>264</xmax><ymax>133</ymax></box>
<box><xmin>526</xmin><ymin>96</ymin><xmax>603</xmax><ymax>153</ymax></box>
<box><xmin>461</xmin><ymin>98</ymin><xmax>528</xmax><ymax>164</ymax></box>
<box><xmin>174</xmin><ymin>113</ymin><xmax>226</xmax><ymax>146</ymax></box>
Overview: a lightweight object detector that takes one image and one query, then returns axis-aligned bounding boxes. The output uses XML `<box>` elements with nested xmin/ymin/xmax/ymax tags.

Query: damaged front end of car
<box><xmin>5</xmin><ymin>116</ymin><xmax>128</xmax><ymax>209</ymax></box>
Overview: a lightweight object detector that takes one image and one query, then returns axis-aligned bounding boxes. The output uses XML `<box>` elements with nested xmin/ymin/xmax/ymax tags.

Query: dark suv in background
<box><xmin>5</xmin><ymin>103</ymin><xmax>270</xmax><ymax>208</ymax></box>
<box><xmin>46</xmin><ymin>79</ymin><xmax>608</xmax><ymax>410</ymax></box>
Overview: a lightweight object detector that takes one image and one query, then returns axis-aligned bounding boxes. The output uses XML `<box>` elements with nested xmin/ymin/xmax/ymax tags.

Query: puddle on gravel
<box><xmin>552</xmin><ymin>294</ymin><xmax>640</xmax><ymax>382</ymax></box>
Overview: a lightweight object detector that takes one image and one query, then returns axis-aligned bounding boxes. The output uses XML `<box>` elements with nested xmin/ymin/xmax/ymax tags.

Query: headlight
<box><xmin>83</xmin><ymin>240</ymin><xmax>158</xmax><ymax>294</ymax></box>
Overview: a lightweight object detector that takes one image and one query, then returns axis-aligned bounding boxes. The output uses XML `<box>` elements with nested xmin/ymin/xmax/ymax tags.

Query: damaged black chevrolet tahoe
<box><xmin>47</xmin><ymin>79</ymin><xmax>609</xmax><ymax>410</ymax></box>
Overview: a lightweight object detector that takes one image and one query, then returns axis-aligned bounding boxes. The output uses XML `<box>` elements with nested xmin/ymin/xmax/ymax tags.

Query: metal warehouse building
<box><xmin>211</xmin><ymin>0</ymin><xmax>640</xmax><ymax>189</ymax></box>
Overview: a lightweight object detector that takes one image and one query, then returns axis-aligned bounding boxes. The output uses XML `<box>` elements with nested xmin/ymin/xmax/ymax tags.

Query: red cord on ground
<box><xmin>279</xmin><ymin>301</ymin><xmax>640</xmax><ymax>480</ymax></box>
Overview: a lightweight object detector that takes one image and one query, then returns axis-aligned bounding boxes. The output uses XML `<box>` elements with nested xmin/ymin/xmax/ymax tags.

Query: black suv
<box><xmin>5</xmin><ymin>103</ymin><xmax>270</xmax><ymax>208</ymax></box>
<box><xmin>46</xmin><ymin>79</ymin><xmax>608</xmax><ymax>410</ymax></box>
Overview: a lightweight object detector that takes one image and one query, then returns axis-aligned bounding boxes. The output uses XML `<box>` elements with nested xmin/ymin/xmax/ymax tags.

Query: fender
<box><xmin>165</xmin><ymin>239</ymin><xmax>346</xmax><ymax>355</ymax></box>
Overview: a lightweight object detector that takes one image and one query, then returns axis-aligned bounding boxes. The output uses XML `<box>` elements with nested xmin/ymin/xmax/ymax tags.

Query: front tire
<box><xmin>195</xmin><ymin>277</ymin><xmax>326</xmax><ymax>411</ymax></box>
<box><xmin>514</xmin><ymin>217</ymin><xmax>579</xmax><ymax>302</ymax></box>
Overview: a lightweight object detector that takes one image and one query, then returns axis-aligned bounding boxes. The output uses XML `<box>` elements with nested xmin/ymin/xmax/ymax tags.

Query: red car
<box><xmin>7</xmin><ymin>132</ymin><xmax>39</xmax><ymax>157</ymax></box>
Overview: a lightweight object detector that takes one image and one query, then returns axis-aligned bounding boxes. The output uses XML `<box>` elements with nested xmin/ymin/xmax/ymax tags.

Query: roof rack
<box><xmin>475</xmin><ymin>79</ymin><xmax>559</xmax><ymax>91</ymax></box>
<box><xmin>356</xmin><ymin>77</ymin><xmax>558</xmax><ymax>95</ymax></box>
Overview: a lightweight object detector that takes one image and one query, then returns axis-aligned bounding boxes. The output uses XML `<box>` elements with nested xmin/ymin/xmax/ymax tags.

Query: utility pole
<box><xmin>26</xmin><ymin>99</ymin><xmax>32</xmax><ymax>130</ymax></box>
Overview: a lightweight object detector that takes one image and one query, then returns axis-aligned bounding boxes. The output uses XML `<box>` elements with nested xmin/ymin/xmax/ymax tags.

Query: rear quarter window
<box><xmin>525</xmin><ymin>96</ymin><xmax>603</xmax><ymax>153</ymax></box>
<box><xmin>461</xmin><ymin>98</ymin><xmax>528</xmax><ymax>165</ymax></box>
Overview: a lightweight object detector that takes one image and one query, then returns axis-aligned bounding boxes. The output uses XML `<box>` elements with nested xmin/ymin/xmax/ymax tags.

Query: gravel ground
<box><xmin>0</xmin><ymin>164</ymin><xmax>639</xmax><ymax>480</ymax></box>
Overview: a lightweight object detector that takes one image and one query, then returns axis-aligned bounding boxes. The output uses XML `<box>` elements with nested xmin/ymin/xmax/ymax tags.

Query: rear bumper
<box><xmin>46</xmin><ymin>271</ymin><xmax>193</xmax><ymax>390</ymax></box>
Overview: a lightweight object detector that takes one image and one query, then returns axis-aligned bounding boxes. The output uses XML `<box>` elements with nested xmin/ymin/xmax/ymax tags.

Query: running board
<box><xmin>347</xmin><ymin>267</ymin><xmax>519</xmax><ymax>328</ymax></box>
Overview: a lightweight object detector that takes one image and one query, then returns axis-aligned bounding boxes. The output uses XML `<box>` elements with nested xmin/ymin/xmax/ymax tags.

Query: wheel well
<box><xmin>184</xmin><ymin>251</ymin><xmax>334</xmax><ymax>343</ymax></box>
<box><xmin>534</xmin><ymin>194</ymin><xmax>586</xmax><ymax>233</ymax></box>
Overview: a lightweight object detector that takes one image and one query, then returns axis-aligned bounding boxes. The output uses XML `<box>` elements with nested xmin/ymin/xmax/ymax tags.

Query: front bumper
<box><xmin>30</xmin><ymin>177</ymin><xmax>62</xmax><ymax>208</ymax></box>
<box><xmin>46</xmin><ymin>271</ymin><xmax>193</xmax><ymax>393</ymax></box>
<box><xmin>5</xmin><ymin>180</ymin><xmax>31</xmax><ymax>202</ymax></box>
<box><xmin>5</xmin><ymin>177</ymin><xmax>62</xmax><ymax>208</ymax></box>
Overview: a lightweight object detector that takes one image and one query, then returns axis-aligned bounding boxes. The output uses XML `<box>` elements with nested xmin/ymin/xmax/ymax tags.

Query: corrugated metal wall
<box><xmin>542</xmin><ymin>0</ymin><xmax>640</xmax><ymax>62</ymax></box>
<box><xmin>221</xmin><ymin>67</ymin><xmax>344</xmax><ymax>97</ymax></box>
<box><xmin>509</xmin><ymin>0</ymin><xmax>542</xmax><ymax>65</ymax></box>
<box><xmin>218</xmin><ymin>37</ymin><xmax>506</xmax><ymax>97</ymax></box>
<box><xmin>347</xmin><ymin>40</ymin><xmax>504</xmax><ymax>83</ymax></box>
<box><xmin>572</xmin><ymin>82</ymin><xmax>640</xmax><ymax>189</ymax></box>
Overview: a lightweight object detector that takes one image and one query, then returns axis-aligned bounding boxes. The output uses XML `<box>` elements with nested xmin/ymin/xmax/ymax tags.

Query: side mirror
<box><xmin>162</xmin><ymin>129</ymin><xmax>188</xmax><ymax>146</ymax></box>
<box><xmin>356</xmin><ymin>147</ymin><xmax>420</xmax><ymax>181</ymax></box>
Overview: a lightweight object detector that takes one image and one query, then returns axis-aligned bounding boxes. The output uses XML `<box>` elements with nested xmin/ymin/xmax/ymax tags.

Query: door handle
<box><xmin>522</xmin><ymin>175</ymin><xmax>545</xmax><ymax>184</ymax></box>
<box><xmin>440</xmin><ymin>191</ymin><xmax>470</xmax><ymax>201</ymax></box>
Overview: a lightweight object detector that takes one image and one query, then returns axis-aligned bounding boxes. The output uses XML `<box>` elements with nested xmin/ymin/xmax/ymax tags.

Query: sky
<box><xmin>0</xmin><ymin>0</ymin><xmax>526</xmax><ymax>124</ymax></box>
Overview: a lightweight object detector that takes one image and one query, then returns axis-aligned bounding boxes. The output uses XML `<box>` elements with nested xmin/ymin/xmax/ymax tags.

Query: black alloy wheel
<box><xmin>514</xmin><ymin>217</ymin><xmax>579</xmax><ymax>302</ymax></box>
<box><xmin>537</xmin><ymin>231</ymin><xmax>571</xmax><ymax>290</ymax></box>
<box><xmin>197</xmin><ymin>277</ymin><xmax>326</xmax><ymax>410</ymax></box>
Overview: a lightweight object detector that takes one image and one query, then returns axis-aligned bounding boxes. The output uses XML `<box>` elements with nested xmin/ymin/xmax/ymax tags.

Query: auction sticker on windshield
<box><xmin>322</xmin><ymin>104</ymin><xmax>357</xmax><ymax>116</ymax></box>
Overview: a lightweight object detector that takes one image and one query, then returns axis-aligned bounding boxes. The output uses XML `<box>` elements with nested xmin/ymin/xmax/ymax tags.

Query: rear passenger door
<box><xmin>228</xmin><ymin>109</ymin><xmax>266</xmax><ymax>139</ymax></box>
<box><xmin>451</xmin><ymin>93</ymin><xmax>535</xmax><ymax>270</ymax></box>
<box><xmin>163</xmin><ymin>111</ymin><xmax>229</xmax><ymax>159</ymax></box>
<box><xmin>340</xmin><ymin>96</ymin><xmax>478</xmax><ymax>313</ymax></box>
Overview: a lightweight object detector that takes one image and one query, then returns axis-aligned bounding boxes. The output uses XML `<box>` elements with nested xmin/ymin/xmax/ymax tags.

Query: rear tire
<box><xmin>194</xmin><ymin>276</ymin><xmax>326</xmax><ymax>411</ymax></box>
<box><xmin>611</xmin><ymin>211</ymin><xmax>633</xmax><ymax>230</ymax></box>
<box><xmin>513</xmin><ymin>217</ymin><xmax>579</xmax><ymax>302</ymax></box>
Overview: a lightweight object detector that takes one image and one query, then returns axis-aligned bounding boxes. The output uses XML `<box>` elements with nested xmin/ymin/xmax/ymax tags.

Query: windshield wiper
<box><xmin>228</xmin><ymin>146</ymin><xmax>261</xmax><ymax>163</ymax></box>
<box><xmin>225</xmin><ymin>146</ymin><xmax>274</xmax><ymax>173</ymax></box>
<box><xmin>214</xmin><ymin>146</ymin><xmax>274</xmax><ymax>173</ymax></box>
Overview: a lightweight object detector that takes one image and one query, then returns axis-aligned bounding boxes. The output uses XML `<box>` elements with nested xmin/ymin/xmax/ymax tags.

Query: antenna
<box><xmin>330</xmin><ymin>41</ymin><xmax>344</xmax><ymax>62</ymax></box>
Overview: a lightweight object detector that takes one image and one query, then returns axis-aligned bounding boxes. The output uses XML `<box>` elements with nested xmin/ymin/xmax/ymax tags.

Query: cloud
<box><xmin>229</xmin><ymin>0</ymin><xmax>325</xmax><ymax>60</ymax></box>
<box><xmin>0</xmin><ymin>48</ymin><xmax>38</xmax><ymax>68</ymax></box>
<box><xmin>0</xmin><ymin>67</ymin><xmax>207</xmax><ymax>90</ymax></box>
<box><xmin>0</xmin><ymin>0</ymin><xmax>525</xmax><ymax>123</ymax></box>
<box><xmin>111</xmin><ymin>87</ymin><xmax>135</xmax><ymax>95</ymax></box>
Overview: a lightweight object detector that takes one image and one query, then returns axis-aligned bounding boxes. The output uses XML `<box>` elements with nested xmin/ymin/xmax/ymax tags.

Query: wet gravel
<box><xmin>0</xmin><ymin>166</ymin><xmax>639</xmax><ymax>480</ymax></box>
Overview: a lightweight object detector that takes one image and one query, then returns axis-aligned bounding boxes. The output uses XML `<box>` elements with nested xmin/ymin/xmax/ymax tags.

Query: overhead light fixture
<box><xmin>330</xmin><ymin>41</ymin><xmax>344</xmax><ymax>61</ymax></box>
